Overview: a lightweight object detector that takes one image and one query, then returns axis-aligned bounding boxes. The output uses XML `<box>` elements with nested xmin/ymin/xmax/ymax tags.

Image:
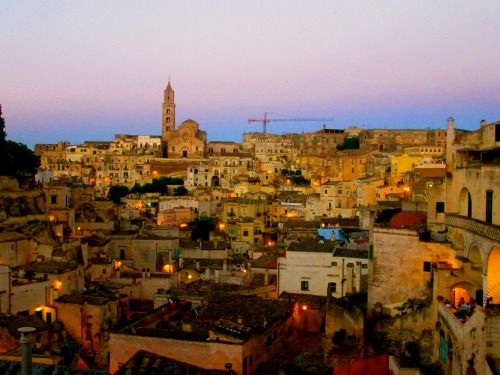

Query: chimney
<box><xmin>19</xmin><ymin>326</ymin><xmax>36</xmax><ymax>375</ymax></box>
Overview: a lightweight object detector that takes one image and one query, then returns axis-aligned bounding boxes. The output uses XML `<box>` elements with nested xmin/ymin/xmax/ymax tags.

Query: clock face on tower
<box><xmin>182</xmin><ymin>133</ymin><xmax>189</xmax><ymax>141</ymax></box>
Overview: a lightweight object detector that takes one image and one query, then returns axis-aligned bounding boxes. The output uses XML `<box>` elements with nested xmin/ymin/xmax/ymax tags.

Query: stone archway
<box><xmin>468</xmin><ymin>245</ymin><xmax>483</xmax><ymax>271</ymax></box>
<box><xmin>459</xmin><ymin>188</ymin><xmax>472</xmax><ymax>217</ymax></box>
<box><xmin>211</xmin><ymin>176</ymin><xmax>220</xmax><ymax>187</ymax></box>
<box><xmin>486</xmin><ymin>248</ymin><xmax>500</xmax><ymax>304</ymax></box>
<box><xmin>449</xmin><ymin>286</ymin><xmax>470</xmax><ymax>307</ymax></box>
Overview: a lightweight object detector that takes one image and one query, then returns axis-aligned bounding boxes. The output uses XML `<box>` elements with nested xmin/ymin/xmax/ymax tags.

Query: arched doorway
<box><xmin>450</xmin><ymin>286</ymin><xmax>470</xmax><ymax>307</ymax></box>
<box><xmin>211</xmin><ymin>176</ymin><xmax>220</xmax><ymax>187</ymax></box>
<box><xmin>459</xmin><ymin>188</ymin><xmax>472</xmax><ymax>217</ymax></box>
<box><xmin>486</xmin><ymin>248</ymin><xmax>500</xmax><ymax>304</ymax></box>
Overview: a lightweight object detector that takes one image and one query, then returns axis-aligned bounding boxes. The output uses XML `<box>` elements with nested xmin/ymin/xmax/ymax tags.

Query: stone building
<box><xmin>278</xmin><ymin>239</ymin><xmax>368</xmax><ymax>297</ymax></box>
<box><xmin>109</xmin><ymin>294</ymin><xmax>298</xmax><ymax>374</ymax></box>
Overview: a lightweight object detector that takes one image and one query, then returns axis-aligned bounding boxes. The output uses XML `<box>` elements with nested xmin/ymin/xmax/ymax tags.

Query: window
<box><xmin>243</xmin><ymin>230</ymin><xmax>249</xmax><ymax>237</ymax></box>
<box><xmin>166</xmin><ymin>118</ymin><xmax>170</xmax><ymax>123</ymax></box>
<box><xmin>362</xmin><ymin>264</ymin><xmax>368</xmax><ymax>269</ymax></box>
<box><xmin>496</xmin><ymin>124</ymin><xmax>500</xmax><ymax>142</ymax></box>
<box><xmin>423</xmin><ymin>262</ymin><xmax>431</xmax><ymax>272</ymax></box>
<box><xmin>301</xmin><ymin>280</ymin><xmax>309</xmax><ymax>291</ymax></box>
<box><xmin>331</xmin><ymin>262</ymin><xmax>337</xmax><ymax>266</ymax></box>
<box><xmin>436</xmin><ymin>202</ymin><xmax>445</xmax><ymax>213</ymax></box>
<box><xmin>328</xmin><ymin>282</ymin><xmax>337</xmax><ymax>293</ymax></box>
<box><xmin>51</xmin><ymin>195</ymin><xmax>57</xmax><ymax>204</ymax></box>
<box><xmin>486</xmin><ymin>190</ymin><xmax>493</xmax><ymax>223</ymax></box>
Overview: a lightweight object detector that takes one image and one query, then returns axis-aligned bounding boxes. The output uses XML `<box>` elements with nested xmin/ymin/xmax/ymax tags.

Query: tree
<box><xmin>172</xmin><ymin>186</ymin><xmax>188</xmax><ymax>196</ymax></box>
<box><xmin>0</xmin><ymin>105</ymin><xmax>6</xmax><ymax>144</ymax></box>
<box><xmin>108</xmin><ymin>185</ymin><xmax>129</xmax><ymax>204</ymax></box>
<box><xmin>290</xmin><ymin>175</ymin><xmax>310</xmax><ymax>185</ymax></box>
<box><xmin>0</xmin><ymin>106</ymin><xmax>40</xmax><ymax>177</ymax></box>
<box><xmin>128</xmin><ymin>177</ymin><xmax>184</xmax><ymax>194</ymax></box>
<box><xmin>336</xmin><ymin>136</ymin><xmax>360</xmax><ymax>151</ymax></box>
<box><xmin>129</xmin><ymin>182</ymin><xmax>141</xmax><ymax>194</ymax></box>
<box><xmin>190</xmin><ymin>216</ymin><xmax>216</xmax><ymax>241</ymax></box>
<box><xmin>2</xmin><ymin>141</ymin><xmax>40</xmax><ymax>176</ymax></box>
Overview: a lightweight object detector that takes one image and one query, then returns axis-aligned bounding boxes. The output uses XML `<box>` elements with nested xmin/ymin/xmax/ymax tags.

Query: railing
<box><xmin>438</xmin><ymin>302</ymin><xmax>485</xmax><ymax>341</ymax></box>
<box><xmin>446</xmin><ymin>214</ymin><xmax>500</xmax><ymax>242</ymax></box>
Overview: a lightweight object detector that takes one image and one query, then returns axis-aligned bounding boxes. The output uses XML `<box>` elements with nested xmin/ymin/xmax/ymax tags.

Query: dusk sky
<box><xmin>2</xmin><ymin>1</ymin><xmax>500</xmax><ymax>149</ymax></box>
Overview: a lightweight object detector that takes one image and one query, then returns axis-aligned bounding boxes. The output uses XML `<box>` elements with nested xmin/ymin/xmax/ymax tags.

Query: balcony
<box><xmin>446</xmin><ymin>214</ymin><xmax>500</xmax><ymax>242</ymax></box>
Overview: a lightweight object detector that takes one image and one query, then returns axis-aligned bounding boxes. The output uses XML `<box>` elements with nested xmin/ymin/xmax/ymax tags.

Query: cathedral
<box><xmin>161</xmin><ymin>81</ymin><xmax>207</xmax><ymax>159</ymax></box>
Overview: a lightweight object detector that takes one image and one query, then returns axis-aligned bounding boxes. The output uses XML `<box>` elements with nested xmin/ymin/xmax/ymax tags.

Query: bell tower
<box><xmin>162</xmin><ymin>80</ymin><xmax>176</xmax><ymax>143</ymax></box>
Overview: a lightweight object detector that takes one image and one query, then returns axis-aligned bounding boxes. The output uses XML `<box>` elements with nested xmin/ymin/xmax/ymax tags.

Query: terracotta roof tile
<box><xmin>389</xmin><ymin>212</ymin><xmax>427</xmax><ymax>229</ymax></box>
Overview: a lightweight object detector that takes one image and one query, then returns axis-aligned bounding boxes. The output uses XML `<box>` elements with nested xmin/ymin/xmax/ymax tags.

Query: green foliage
<box><xmin>172</xmin><ymin>185</ymin><xmax>188</xmax><ymax>196</ymax></box>
<box><xmin>294</xmin><ymin>169</ymin><xmax>302</xmax><ymax>176</ymax></box>
<box><xmin>0</xmin><ymin>105</ymin><xmax>5</xmax><ymax>144</ymax></box>
<box><xmin>290</xmin><ymin>175</ymin><xmax>310</xmax><ymax>185</ymax></box>
<box><xmin>0</xmin><ymin>106</ymin><xmax>40</xmax><ymax>177</ymax></box>
<box><xmin>108</xmin><ymin>185</ymin><xmax>129</xmax><ymax>204</ymax></box>
<box><xmin>128</xmin><ymin>177</ymin><xmax>184</xmax><ymax>194</ymax></box>
<box><xmin>336</xmin><ymin>136</ymin><xmax>360</xmax><ymax>151</ymax></box>
<box><xmin>394</xmin><ymin>297</ymin><xmax>427</xmax><ymax>314</ymax></box>
<box><xmin>281</xmin><ymin>169</ymin><xmax>289</xmax><ymax>176</ymax></box>
<box><xmin>129</xmin><ymin>182</ymin><xmax>141</xmax><ymax>194</ymax></box>
<box><xmin>1</xmin><ymin>140</ymin><xmax>40</xmax><ymax>176</ymax></box>
<box><xmin>190</xmin><ymin>216</ymin><xmax>216</xmax><ymax>241</ymax></box>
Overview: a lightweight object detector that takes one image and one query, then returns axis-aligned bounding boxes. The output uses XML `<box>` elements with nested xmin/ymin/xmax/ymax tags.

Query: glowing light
<box><xmin>219</xmin><ymin>223</ymin><xmax>225</xmax><ymax>230</ymax></box>
<box><xmin>188</xmin><ymin>274</ymin><xmax>192</xmax><ymax>279</ymax></box>
<box><xmin>180</xmin><ymin>223</ymin><xmax>188</xmax><ymax>228</ymax></box>
<box><xmin>302</xmin><ymin>305</ymin><xmax>308</xmax><ymax>311</ymax></box>
<box><xmin>35</xmin><ymin>307</ymin><xmax>43</xmax><ymax>311</ymax></box>
<box><xmin>56</xmin><ymin>281</ymin><xmax>62</xmax><ymax>288</ymax></box>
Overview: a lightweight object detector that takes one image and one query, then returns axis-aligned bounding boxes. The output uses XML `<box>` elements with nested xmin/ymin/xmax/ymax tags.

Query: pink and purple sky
<box><xmin>1</xmin><ymin>1</ymin><xmax>500</xmax><ymax>149</ymax></box>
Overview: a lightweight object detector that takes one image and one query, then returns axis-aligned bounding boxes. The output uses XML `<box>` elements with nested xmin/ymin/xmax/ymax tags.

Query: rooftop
<box><xmin>288</xmin><ymin>239</ymin><xmax>337</xmax><ymax>253</ymax></box>
<box><xmin>122</xmin><ymin>293</ymin><xmax>291</xmax><ymax>342</ymax></box>
<box><xmin>114</xmin><ymin>350</ymin><xmax>234</xmax><ymax>375</ymax></box>
<box><xmin>24</xmin><ymin>260</ymin><xmax>83</xmax><ymax>274</ymax></box>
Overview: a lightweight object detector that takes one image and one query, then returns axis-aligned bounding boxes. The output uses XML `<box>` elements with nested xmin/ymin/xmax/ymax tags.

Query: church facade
<box><xmin>161</xmin><ymin>81</ymin><xmax>207</xmax><ymax>159</ymax></box>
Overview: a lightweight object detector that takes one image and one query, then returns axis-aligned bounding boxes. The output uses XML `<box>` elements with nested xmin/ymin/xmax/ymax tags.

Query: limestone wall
<box><xmin>370</xmin><ymin>228</ymin><xmax>453</xmax><ymax>309</ymax></box>
<box><xmin>372</xmin><ymin>305</ymin><xmax>435</xmax><ymax>363</ymax></box>
<box><xmin>438</xmin><ymin>303</ymin><xmax>487</xmax><ymax>375</ymax></box>
<box><xmin>110</xmin><ymin>333</ymin><xmax>244</xmax><ymax>374</ymax></box>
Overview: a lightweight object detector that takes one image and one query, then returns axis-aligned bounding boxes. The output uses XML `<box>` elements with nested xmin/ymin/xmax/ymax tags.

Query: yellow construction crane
<box><xmin>248</xmin><ymin>112</ymin><xmax>335</xmax><ymax>134</ymax></box>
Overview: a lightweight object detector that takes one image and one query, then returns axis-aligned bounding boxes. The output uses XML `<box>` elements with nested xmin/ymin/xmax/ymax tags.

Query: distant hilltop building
<box><xmin>161</xmin><ymin>80</ymin><xmax>207</xmax><ymax>159</ymax></box>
